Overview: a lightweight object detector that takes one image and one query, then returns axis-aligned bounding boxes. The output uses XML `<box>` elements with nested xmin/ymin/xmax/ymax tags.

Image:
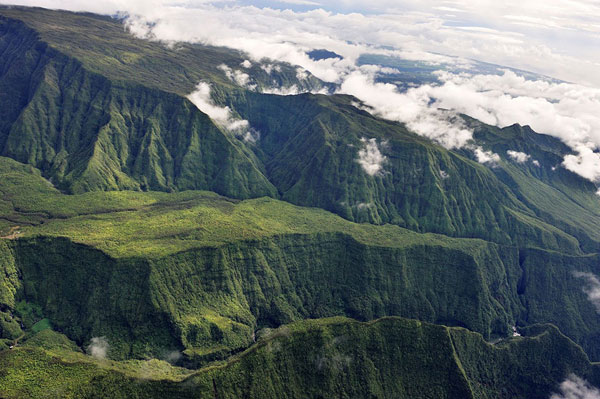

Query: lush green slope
<box><xmin>2</xmin><ymin>6</ymin><xmax>599</xmax><ymax>255</ymax></box>
<box><xmin>2</xmin><ymin>6</ymin><xmax>600</xmax><ymax>398</ymax></box>
<box><xmin>0</xmin><ymin>13</ymin><xmax>281</xmax><ymax>196</ymax></box>
<box><xmin>222</xmin><ymin>89</ymin><xmax>593</xmax><ymax>252</ymax></box>
<box><xmin>1</xmin><ymin>317</ymin><xmax>599</xmax><ymax>398</ymax></box>
<box><xmin>2</xmin><ymin>157</ymin><xmax>600</xmax><ymax>362</ymax></box>
<box><xmin>469</xmin><ymin>121</ymin><xmax>600</xmax><ymax>252</ymax></box>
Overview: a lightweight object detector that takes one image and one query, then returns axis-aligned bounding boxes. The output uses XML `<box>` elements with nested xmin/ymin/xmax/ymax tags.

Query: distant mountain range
<box><xmin>357</xmin><ymin>53</ymin><xmax>564</xmax><ymax>90</ymax></box>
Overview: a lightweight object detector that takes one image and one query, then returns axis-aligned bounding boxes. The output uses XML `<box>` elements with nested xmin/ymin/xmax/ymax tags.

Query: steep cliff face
<box><xmin>1</xmin><ymin>230</ymin><xmax>598</xmax><ymax>364</ymax></box>
<box><xmin>0</xmin><ymin>241</ymin><xmax>21</xmax><ymax>340</ymax></box>
<box><xmin>9</xmin><ymin>238</ymin><xmax>180</xmax><ymax>358</ymax></box>
<box><xmin>1</xmin><ymin>154</ymin><xmax>600</xmax><ymax>363</ymax></box>
<box><xmin>517</xmin><ymin>248</ymin><xmax>600</xmax><ymax>359</ymax></box>
<box><xmin>220</xmin><ymin>91</ymin><xmax>594</xmax><ymax>252</ymax></box>
<box><xmin>3</xmin><ymin>234</ymin><xmax>519</xmax><ymax>361</ymax></box>
<box><xmin>196</xmin><ymin>319</ymin><xmax>599</xmax><ymax>399</ymax></box>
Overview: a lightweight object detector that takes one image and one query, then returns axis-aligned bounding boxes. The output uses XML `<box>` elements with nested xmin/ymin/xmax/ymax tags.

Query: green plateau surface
<box><xmin>0</xmin><ymin>156</ymin><xmax>522</xmax><ymax>360</ymax></box>
<box><xmin>1</xmin><ymin>317</ymin><xmax>599</xmax><ymax>399</ymax></box>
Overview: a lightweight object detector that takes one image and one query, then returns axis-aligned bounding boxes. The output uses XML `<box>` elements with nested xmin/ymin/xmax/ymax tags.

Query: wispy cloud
<box><xmin>573</xmin><ymin>272</ymin><xmax>600</xmax><ymax>313</ymax></box>
<box><xmin>218</xmin><ymin>63</ymin><xmax>255</xmax><ymax>89</ymax></box>
<box><xmin>87</xmin><ymin>336</ymin><xmax>109</xmax><ymax>359</ymax></box>
<box><xmin>187</xmin><ymin>82</ymin><xmax>260</xmax><ymax>142</ymax></box>
<box><xmin>357</xmin><ymin>138</ymin><xmax>386</xmax><ymax>176</ymax></box>
<box><xmin>551</xmin><ymin>374</ymin><xmax>600</xmax><ymax>399</ymax></box>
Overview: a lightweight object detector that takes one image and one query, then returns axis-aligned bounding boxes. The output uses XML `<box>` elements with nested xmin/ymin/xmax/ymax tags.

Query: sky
<box><xmin>2</xmin><ymin>0</ymin><xmax>600</xmax><ymax>182</ymax></box>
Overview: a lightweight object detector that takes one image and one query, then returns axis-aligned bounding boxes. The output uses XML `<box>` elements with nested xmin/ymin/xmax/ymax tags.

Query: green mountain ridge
<box><xmin>1</xmin><ymin>6</ymin><xmax>600</xmax><ymax>398</ymax></box>
<box><xmin>2</xmin><ymin>6</ymin><xmax>599</xmax><ymax>254</ymax></box>
<box><xmin>1</xmin><ymin>317</ymin><xmax>599</xmax><ymax>398</ymax></box>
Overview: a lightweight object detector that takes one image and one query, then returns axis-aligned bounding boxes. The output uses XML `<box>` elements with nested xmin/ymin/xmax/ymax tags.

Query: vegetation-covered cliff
<box><xmin>2</xmin><ymin>317</ymin><xmax>599</xmax><ymax>399</ymax></box>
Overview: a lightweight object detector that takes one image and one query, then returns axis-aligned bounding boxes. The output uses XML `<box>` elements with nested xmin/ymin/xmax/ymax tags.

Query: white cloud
<box><xmin>277</xmin><ymin>0</ymin><xmax>321</xmax><ymax>5</ymax></box>
<box><xmin>164</xmin><ymin>350</ymin><xmax>182</xmax><ymax>364</ymax></box>
<box><xmin>357</xmin><ymin>138</ymin><xmax>386</xmax><ymax>176</ymax></box>
<box><xmin>400</xmin><ymin>70</ymin><xmax>600</xmax><ymax>181</ymax></box>
<box><xmin>261</xmin><ymin>85</ymin><xmax>300</xmax><ymax>95</ymax></box>
<box><xmin>356</xmin><ymin>202</ymin><xmax>374</xmax><ymax>209</ymax></box>
<box><xmin>4</xmin><ymin>1</ymin><xmax>600</xmax><ymax>86</ymax></box>
<box><xmin>187</xmin><ymin>82</ymin><xmax>239</xmax><ymax>127</ymax></box>
<box><xmin>260</xmin><ymin>63</ymin><xmax>281</xmax><ymax>74</ymax></box>
<box><xmin>473</xmin><ymin>146</ymin><xmax>501</xmax><ymax>165</ymax></box>
<box><xmin>551</xmin><ymin>375</ymin><xmax>600</xmax><ymax>399</ymax></box>
<box><xmin>187</xmin><ymin>82</ymin><xmax>259</xmax><ymax>142</ymax></box>
<box><xmin>242</xmin><ymin>128</ymin><xmax>261</xmax><ymax>143</ymax></box>
<box><xmin>218</xmin><ymin>64</ymin><xmax>255</xmax><ymax>89</ymax></box>
<box><xmin>119</xmin><ymin>5</ymin><xmax>600</xmax><ymax>181</ymax></box>
<box><xmin>240</xmin><ymin>59</ymin><xmax>252</xmax><ymax>68</ymax></box>
<box><xmin>563</xmin><ymin>147</ymin><xmax>600</xmax><ymax>182</ymax></box>
<box><xmin>296</xmin><ymin>67</ymin><xmax>309</xmax><ymax>80</ymax></box>
<box><xmin>573</xmin><ymin>272</ymin><xmax>600</xmax><ymax>313</ymax></box>
<box><xmin>507</xmin><ymin>150</ymin><xmax>531</xmax><ymax>163</ymax></box>
<box><xmin>87</xmin><ymin>336</ymin><xmax>109</xmax><ymax>360</ymax></box>
<box><xmin>340</xmin><ymin>71</ymin><xmax>473</xmax><ymax>149</ymax></box>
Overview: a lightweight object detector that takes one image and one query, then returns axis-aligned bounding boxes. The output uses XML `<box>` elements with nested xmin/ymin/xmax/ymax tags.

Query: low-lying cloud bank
<box><xmin>341</xmin><ymin>72</ymin><xmax>474</xmax><ymax>150</ymax></box>
<box><xmin>343</xmin><ymin>69</ymin><xmax>600</xmax><ymax>180</ymax></box>
<box><xmin>422</xmin><ymin>71</ymin><xmax>600</xmax><ymax>181</ymax></box>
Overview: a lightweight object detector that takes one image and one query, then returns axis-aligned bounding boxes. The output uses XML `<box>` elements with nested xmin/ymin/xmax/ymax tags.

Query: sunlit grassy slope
<box><xmin>0</xmin><ymin>156</ymin><xmax>475</xmax><ymax>258</ymax></box>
